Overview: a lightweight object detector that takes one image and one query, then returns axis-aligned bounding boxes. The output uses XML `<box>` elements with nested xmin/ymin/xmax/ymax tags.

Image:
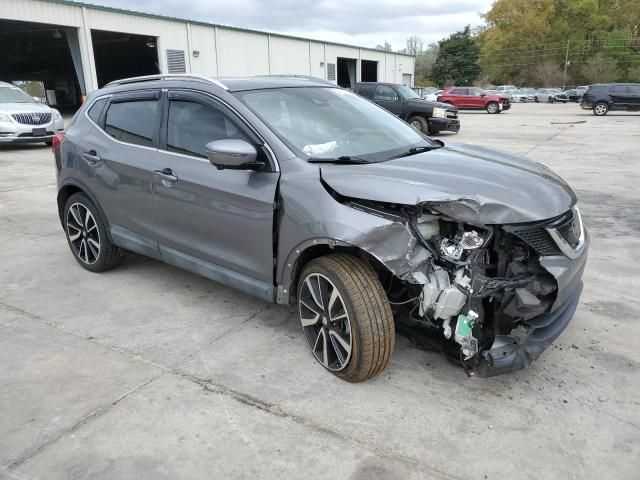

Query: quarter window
<box><xmin>610</xmin><ymin>85</ymin><xmax>628</xmax><ymax>94</ymax></box>
<box><xmin>105</xmin><ymin>100</ymin><xmax>158</xmax><ymax>147</ymax></box>
<box><xmin>87</xmin><ymin>98</ymin><xmax>107</xmax><ymax>124</ymax></box>
<box><xmin>373</xmin><ymin>85</ymin><xmax>398</xmax><ymax>101</ymax></box>
<box><xmin>627</xmin><ymin>85</ymin><xmax>640</xmax><ymax>95</ymax></box>
<box><xmin>166</xmin><ymin>100</ymin><xmax>250</xmax><ymax>158</ymax></box>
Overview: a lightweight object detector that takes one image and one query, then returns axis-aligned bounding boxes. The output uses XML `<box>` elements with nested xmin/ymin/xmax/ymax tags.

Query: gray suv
<box><xmin>54</xmin><ymin>74</ymin><xmax>588</xmax><ymax>382</ymax></box>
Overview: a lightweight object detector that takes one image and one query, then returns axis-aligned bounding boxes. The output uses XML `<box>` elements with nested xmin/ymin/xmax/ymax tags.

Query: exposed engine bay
<box><xmin>350</xmin><ymin>199</ymin><xmax>562</xmax><ymax>375</ymax></box>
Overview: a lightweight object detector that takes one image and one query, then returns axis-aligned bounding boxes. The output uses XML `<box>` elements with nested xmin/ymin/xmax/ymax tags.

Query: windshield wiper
<box><xmin>307</xmin><ymin>155</ymin><xmax>370</xmax><ymax>164</ymax></box>
<box><xmin>390</xmin><ymin>141</ymin><xmax>444</xmax><ymax>159</ymax></box>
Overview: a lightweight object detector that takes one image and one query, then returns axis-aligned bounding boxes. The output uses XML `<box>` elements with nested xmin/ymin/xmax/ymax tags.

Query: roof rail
<box><xmin>105</xmin><ymin>74</ymin><xmax>229</xmax><ymax>90</ymax></box>
<box><xmin>253</xmin><ymin>74</ymin><xmax>335</xmax><ymax>86</ymax></box>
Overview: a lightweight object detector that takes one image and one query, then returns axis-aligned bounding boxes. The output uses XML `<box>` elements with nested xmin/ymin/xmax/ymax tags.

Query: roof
<box><xmin>222</xmin><ymin>76</ymin><xmax>336</xmax><ymax>91</ymax></box>
<box><xmin>42</xmin><ymin>0</ymin><xmax>414</xmax><ymax>58</ymax></box>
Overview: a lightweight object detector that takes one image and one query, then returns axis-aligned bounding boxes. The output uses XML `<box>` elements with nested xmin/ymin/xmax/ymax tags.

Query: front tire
<box><xmin>486</xmin><ymin>102</ymin><xmax>499</xmax><ymax>114</ymax></box>
<box><xmin>593</xmin><ymin>102</ymin><xmax>609</xmax><ymax>116</ymax></box>
<box><xmin>63</xmin><ymin>193</ymin><xmax>125</xmax><ymax>272</ymax></box>
<box><xmin>297</xmin><ymin>254</ymin><xmax>395</xmax><ymax>383</ymax></box>
<box><xmin>407</xmin><ymin>115</ymin><xmax>429</xmax><ymax>134</ymax></box>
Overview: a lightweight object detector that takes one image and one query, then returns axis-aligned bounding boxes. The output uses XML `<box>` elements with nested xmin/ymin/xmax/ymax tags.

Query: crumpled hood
<box><xmin>320</xmin><ymin>143</ymin><xmax>576</xmax><ymax>224</ymax></box>
<box><xmin>0</xmin><ymin>103</ymin><xmax>53</xmax><ymax>114</ymax></box>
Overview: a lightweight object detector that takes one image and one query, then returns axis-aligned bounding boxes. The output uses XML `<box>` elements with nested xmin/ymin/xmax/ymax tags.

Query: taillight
<box><xmin>51</xmin><ymin>132</ymin><xmax>64</xmax><ymax>153</ymax></box>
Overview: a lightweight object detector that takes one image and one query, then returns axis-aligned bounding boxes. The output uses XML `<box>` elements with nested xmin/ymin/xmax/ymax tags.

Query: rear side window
<box><xmin>587</xmin><ymin>86</ymin><xmax>605</xmax><ymax>93</ymax></box>
<box><xmin>87</xmin><ymin>98</ymin><xmax>107</xmax><ymax>124</ymax></box>
<box><xmin>610</xmin><ymin>85</ymin><xmax>628</xmax><ymax>94</ymax></box>
<box><xmin>105</xmin><ymin>100</ymin><xmax>158</xmax><ymax>147</ymax></box>
<box><xmin>166</xmin><ymin>100</ymin><xmax>250</xmax><ymax>158</ymax></box>
<box><xmin>358</xmin><ymin>84</ymin><xmax>376</xmax><ymax>98</ymax></box>
<box><xmin>449</xmin><ymin>88</ymin><xmax>467</xmax><ymax>95</ymax></box>
<box><xmin>373</xmin><ymin>85</ymin><xmax>398</xmax><ymax>101</ymax></box>
<box><xmin>627</xmin><ymin>85</ymin><xmax>640</xmax><ymax>94</ymax></box>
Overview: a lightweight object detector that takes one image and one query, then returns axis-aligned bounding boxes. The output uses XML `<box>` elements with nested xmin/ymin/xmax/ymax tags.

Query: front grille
<box><xmin>504</xmin><ymin>210</ymin><xmax>578</xmax><ymax>256</ymax></box>
<box><xmin>11</xmin><ymin>112</ymin><xmax>52</xmax><ymax>126</ymax></box>
<box><xmin>446</xmin><ymin>110</ymin><xmax>458</xmax><ymax>119</ymax></box>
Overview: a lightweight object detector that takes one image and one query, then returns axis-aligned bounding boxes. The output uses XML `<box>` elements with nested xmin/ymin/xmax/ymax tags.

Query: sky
<box><xmin>83</xmin><ymin>0</ymin><xmax>495</xmax><ymax>50</ymax></box>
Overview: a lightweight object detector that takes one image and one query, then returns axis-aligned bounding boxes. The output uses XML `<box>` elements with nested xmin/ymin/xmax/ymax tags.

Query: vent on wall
<box><xmin>327</xmin><ymin>63</ymin><xmax>336</xmax><ymax>81</ymax></box>
<box><xmin>166</xmin><ymin>49</ymin><xmax>186</xmax><ymax>74</ymax></box>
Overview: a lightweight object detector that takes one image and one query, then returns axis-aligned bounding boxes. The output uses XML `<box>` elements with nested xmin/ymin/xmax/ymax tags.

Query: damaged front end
<box><xmin>346</xmin><ymin>198</ymin><xmax>588</xmax><ymax>377</ymax></box>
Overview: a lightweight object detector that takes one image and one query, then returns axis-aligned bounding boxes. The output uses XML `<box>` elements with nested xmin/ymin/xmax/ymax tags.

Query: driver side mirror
<box><xmin>205</xmin><ymin>139</ymin><xmax>264</xmax><ymax>171</ymax></box>
<box><xmin>480</xmin><ymin>93</ymin><xmax>487</xmax><ymax>97</ymax></box>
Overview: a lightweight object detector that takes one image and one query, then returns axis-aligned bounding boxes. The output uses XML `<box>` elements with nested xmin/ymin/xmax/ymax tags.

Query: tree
<box><xmin>375</xmin><ymin>41</ymin><xmax>393</xmax><ymax>52</ymax></box>
<box><xmin>402</xmin><ymin>35</ymin><xmax>424</xmax><ymax>56</ymax></box>
<box><xmin>582</xmin><ymin>53</ymin><xmax>619</xmax><ymax>83</ymax></box>
<box><xmin>431</xmin><ymin>26</ymin><xmax>480</xmax><ymax>86</ymax></box>
<box><xmin>532</xmin><ymin>62</ymin><xmax>566</xmax><ymax>87</ymax></box>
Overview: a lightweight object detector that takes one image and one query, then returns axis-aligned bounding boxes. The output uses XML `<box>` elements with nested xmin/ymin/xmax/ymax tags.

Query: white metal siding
<box><xmin>3</xmin><ymin>0</ymin><xmax>415</xmax><ymax>91</ymax></box>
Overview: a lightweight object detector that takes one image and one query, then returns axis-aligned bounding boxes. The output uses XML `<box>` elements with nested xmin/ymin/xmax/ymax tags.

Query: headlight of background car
<box><xmin>431</xmin><ymin>107</ymin><xmax>447</xmax><ymax>119</ymax></box>
<box><xmin>0</xmin><ymin>112</ymin><xmax>13</xmax><ymax>123</ymax></box>
<box><xmin>52</xmin><ymin>109</ymin><xmax>62</xmax><ymax>121</ymax></box>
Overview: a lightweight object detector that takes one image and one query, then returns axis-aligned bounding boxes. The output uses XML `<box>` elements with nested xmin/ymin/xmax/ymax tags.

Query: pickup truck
<box><xmin>353</xmin><ymin>82</ymin><xmax>460</xmax><ymax>135</ymax></box>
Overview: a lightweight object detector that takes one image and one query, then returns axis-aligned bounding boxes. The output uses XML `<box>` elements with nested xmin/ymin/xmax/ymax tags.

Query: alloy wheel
<box><xmin>410</xmin><ymin>120</ymin><xmax>422</xmax><ymax>131</ymax></box>
<box><xmin>594</xmin><ymin>104</ymin><xmax>608</xmax><ymax>115</ymax></box>
<box><xmin>487</xmin><ymin>103</ymin><xmax>498</xmax><ymax>113</ymax></box>
<box><xmin>299</xmin><ymin>273</ymin><xmax>352</xmax><ymax>371</ymax></box>
<box><xmin>66</xmin><ymin>202</ymin><xmax>101</xmax><ymax>265</ymax></box>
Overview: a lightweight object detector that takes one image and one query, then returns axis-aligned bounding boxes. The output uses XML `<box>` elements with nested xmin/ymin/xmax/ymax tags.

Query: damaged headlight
<box><xmin>439</xmin><ymin>229</ymin><xmax>486</xmax><ymax>260</ymax></box>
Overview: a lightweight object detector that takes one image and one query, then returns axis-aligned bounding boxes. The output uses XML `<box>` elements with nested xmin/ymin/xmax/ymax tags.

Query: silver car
<box><xmin>0</xmin><ymin>81</ymin><xmax>65</xmax><ymax>145</ymax></box>
<box><xmin>54</xmin><ymin>74</ymin><xmax>588</xmax><ymax>382</ymax></box>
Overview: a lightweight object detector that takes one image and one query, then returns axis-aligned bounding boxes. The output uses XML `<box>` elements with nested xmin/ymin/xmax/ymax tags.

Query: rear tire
<box><xmin>63</xmin><ymin>193</ymin><xmax>125</xmax><ymax>272</ymax></box>
<box><xmin>593</xmin><ymin>102</ymin><xmax>609</xmax><ymax>116</ymax></box>
<box><xmin>297</xmin><ymin>254</ymin><xmax>395</xmax><ymax>383</ymax></box>
<box><xmin>486</xmin><ymin>102</ymin><xmax>499</xmax><ymax>114</ymax></box>
<box><xmin>407</xmin><ymin>115</ymin><xmax>429</xmax><ymax>134</ymax></box>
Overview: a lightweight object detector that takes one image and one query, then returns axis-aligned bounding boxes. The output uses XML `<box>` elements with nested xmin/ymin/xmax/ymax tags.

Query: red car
<box><xmin>437</xmin><ymin>87</ymin><xmax>510</xmax><ymax>114</ymax></box>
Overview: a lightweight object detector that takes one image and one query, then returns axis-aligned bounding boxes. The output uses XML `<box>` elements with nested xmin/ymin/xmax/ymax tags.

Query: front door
<box><xmin>152</xmin><ymin>90</ymin><xmax>279</xmax><ymax>284</ymax></box>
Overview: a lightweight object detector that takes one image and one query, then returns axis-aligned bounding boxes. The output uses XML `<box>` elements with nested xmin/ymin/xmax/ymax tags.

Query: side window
<box><xmin>166</xmin><ymin>100</ymin><xmax>250</xmax><ymax>158</ymax></box>
<box><xmin>627</xmin><ymin>85</ymin><xmax>640</xmax><ymax>95</ymax></box>
<box><xmin>373</xmin><ymin>85</ymin><xmax>398</xmax><ymax>101</ymax></box>
<box><xmin>87</xmin><ymin>98</ymin><xmax>107</xmax><ymax>124</ymax></box>
<box><xmin>449</xmin><ymin>88</ymin><xmax>467</xmax><ymax>95</ymax></box>
<box><xmin>358</xmin><ymin>84</ymin><xmax>376</xmax><ymax>98</ymax></box>
<box><xmin>610</xmin><ymin>85</ymin><xmax>628</xmax><ymax>94</ymax></box>
<box><xmin>469</xmin><ymin>88</ymin><xmax>482</xmax><ymax>96</ymax></box>
<box><xmin>105</xmin><ymin>100</ymin><xmax>158</xmax><ymax>147</ymax></box>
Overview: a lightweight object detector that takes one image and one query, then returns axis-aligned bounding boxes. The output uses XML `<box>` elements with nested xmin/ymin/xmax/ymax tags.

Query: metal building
<box><xmin>1</xmin><ymin>0</ymin><xmax>415</xmax><ymax>109</ymax></box>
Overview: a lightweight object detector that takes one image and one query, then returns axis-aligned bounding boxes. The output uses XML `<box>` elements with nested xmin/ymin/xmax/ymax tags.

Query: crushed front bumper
<box><xmin>472</xmin><ymin>281</ymin><xmax>583</xmax><ymax>377</ymax></box>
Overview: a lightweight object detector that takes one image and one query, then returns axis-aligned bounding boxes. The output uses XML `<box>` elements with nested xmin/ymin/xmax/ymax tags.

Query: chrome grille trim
<box><xmin>11</xmin><ymin>112</ymin><xmax>52</xmax><ymax>125</ymax></box>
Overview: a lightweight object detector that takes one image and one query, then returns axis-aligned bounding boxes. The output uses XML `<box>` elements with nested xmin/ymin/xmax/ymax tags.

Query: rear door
<box><xmin>78</xmin><ymin>90</ymin><xmax>161</xmax><ymax>255</ymax></box>
<box><xmin>626</xmin><ymin>84</ymin><xmax>640</xmax><ymax>109</ymax></box>
<box><xmin>153</xmin><ymin>89</ymin><xmax>279</xmax><ymax>284</ymax></box>
<box><xmin>467</xmin><ymin>88</ymin><xmax>486</xmax><ymax>108</ymax></box>
<box><xmin>372</xmin><ymin>84</ymin><xmax>403</xmax><ymax>115</ymax></box>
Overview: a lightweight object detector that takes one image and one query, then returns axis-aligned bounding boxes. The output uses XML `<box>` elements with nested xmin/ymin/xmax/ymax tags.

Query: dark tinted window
<box><xmin>373</xmin><ymin>85</ymin><xmax>398</xmax><ymax>101</ymax></box>
<box><xmin>627</xmin><ymin>85</ymin><xmax>640</xmax><ymax>94</ymax></box>
<box><xmin>105</xmin><ymin>100</ymin><xmax>158</xmax><ymax>147</ymax></box>
<box><xmin>610</xmin><ymin>85</ymin><xmax>628</xmax><ymax>94</ymax></box>
<box><xmin>167</xmin><ymin>100</ymin><xmax>249</xmax><ymax>158</ymax></box>
<box><xmin>358</xmin><ymin>84</ymin><xmax>376</xmax><ymax>98</ymax></box>
<box><xmin>449</xmin><ymin>88</ymin><xmax>467</xmax><ymax>95</ymax></box>
<box><xmin>87</xmin><ymin>98</ymin><xmax>107</xmax><ymax>124</ymax></box>
<box><xmin>587</xmin><ymin>85</ymin><xmax>606</xmax><ymax>93</ymax></box>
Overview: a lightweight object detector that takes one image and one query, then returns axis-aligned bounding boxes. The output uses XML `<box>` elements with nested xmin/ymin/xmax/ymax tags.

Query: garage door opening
<box><xmin>91</xmin><ymin>29</ymin><xmax>159</xmax><ymax>88</ymax></box>
<box><xmin>361</xmin><ymin>60</ymin><xmax>377</xmax><ymax>82</ymax></box>
<box><xmin>0</xmin><ymin>19</ymin><xmax>83</xmax><ymax>111</ymax></box>
<box><xmin>337</xmin><ymin>57</ymin><xmax>357</xmax><ymax>89</ymax></box>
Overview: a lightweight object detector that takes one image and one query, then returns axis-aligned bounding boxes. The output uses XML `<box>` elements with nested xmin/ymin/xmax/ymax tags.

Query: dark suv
<box><xmin>54</xmin><ymin>74</ymin><xmax>588</xmax><ymax>382</ymax></box>
<box><xmin>581</xmin><ymin>83</ymin><xmax>640</xmax><ymax>115</ymax></box>
<box><xmin>353</xmin><ymin>82</ymin><xmax>460</xmax><ymax>134</ymax></box>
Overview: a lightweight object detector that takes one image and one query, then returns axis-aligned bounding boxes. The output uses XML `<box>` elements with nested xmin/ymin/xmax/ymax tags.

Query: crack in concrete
<box><xmin>523</xmin><ymin>126</ymin><xmax>570</xmax><ymax>156</ymax></box>
<box><xmin>0</xmin><ymin>301</ymin><xmax>464</xmax><ymax>479</ymax></box>
<box><xmin>3</xmin><ymin>374</ymin><xmax>161</xmax><ymax>472</ymax></box>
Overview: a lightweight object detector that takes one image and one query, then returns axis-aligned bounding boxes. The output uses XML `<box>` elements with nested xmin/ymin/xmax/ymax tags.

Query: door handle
<box><xmin>82</xmin><ymin>150</ymin><xmax>101</xmax><ymax>165</ymax></box>
<box><xmin>154</xmin><ymin>168</ymin><xmax>178</xmax><ymax>183</ymax></box>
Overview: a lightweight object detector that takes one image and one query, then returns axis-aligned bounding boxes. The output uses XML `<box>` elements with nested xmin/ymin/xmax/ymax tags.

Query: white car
<box><xmin>0</xmin><ymin>81</ymin><xmax>64</xmax><ymax>145</ymax></box>
<box><xmin>422</xmin><ymin>89</ymin><xmax>443</xmax><ymax>102</ymax></box>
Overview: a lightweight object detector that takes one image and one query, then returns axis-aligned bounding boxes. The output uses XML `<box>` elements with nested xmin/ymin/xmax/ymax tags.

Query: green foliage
<box><xmin>431</xmin><ymin>26</ymin><xmax>481</xmax><ymax>86</ymax></box>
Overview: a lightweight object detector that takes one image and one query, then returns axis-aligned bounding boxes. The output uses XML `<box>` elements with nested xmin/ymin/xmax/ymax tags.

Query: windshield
<box><xmin>235</xmin><ymin>87</ymin><xmax>429</xmax><ymax>162</ymax></box>
<box><xmin>396</xmin><ymin>85</ymin><xmax>420</xmax><ymax>100</ymax></box>
<box><xmin>0</xmin><ymin>86</ymin><xmax>36</xmax><ymax>104</ymax></box>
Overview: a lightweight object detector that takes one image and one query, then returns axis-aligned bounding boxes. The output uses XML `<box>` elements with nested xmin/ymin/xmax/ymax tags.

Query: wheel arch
<box><xmin>277</xmin><ymin>239</ymin><xmax>393</xmax><ymax>305</ymax></box>
<box><xmin>57</xmin><ymin>180</ymin><xmax>114</xmax><ymax>242</ymax></box>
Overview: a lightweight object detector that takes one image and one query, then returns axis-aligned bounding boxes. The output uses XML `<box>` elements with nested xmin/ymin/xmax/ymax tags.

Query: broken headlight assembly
<box><xmin>390</xmin><ymin>210</ymin><xmax>558</xmax><ymax>372</ymax></box>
